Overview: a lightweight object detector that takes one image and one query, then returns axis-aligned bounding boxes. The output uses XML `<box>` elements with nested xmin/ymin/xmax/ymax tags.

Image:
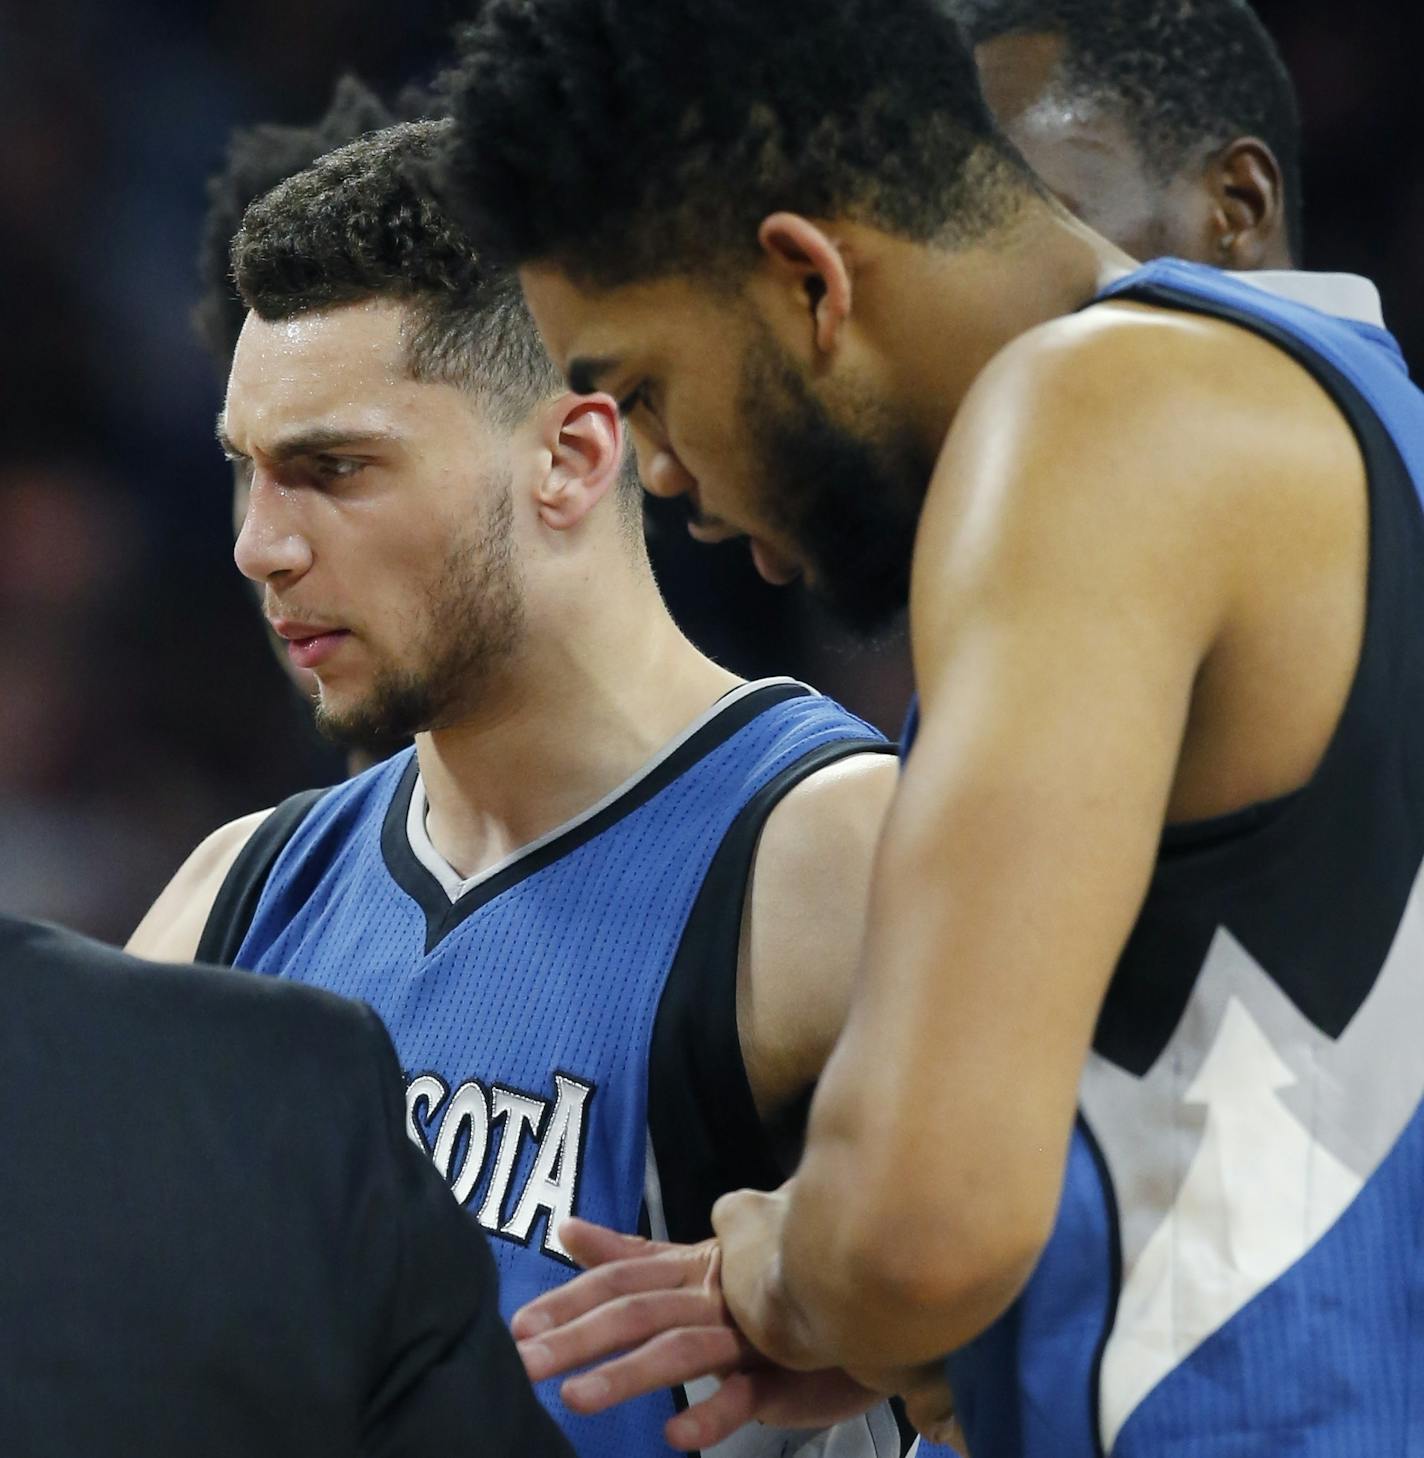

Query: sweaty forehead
<box><xmin>224</xmin><ymin>300</ymin><xmax>414</xmax><ymax>436</ymax></box>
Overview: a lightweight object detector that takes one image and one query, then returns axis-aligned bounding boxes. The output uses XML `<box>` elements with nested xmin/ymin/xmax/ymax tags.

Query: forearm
<box><xmin>714</xmin><ymin>1100</ymin><xmax>1033</xmax><ymax>1377</ymax></box>
<box><xmin>755</xmin><ymin>905</ymin><xmax>1067</xmax><ymax>1371</ymax></box>
<box><xmin>776</xmin><ymin>1114</ymin><xmax>1032</xmax><ymax>1371</ymax></box>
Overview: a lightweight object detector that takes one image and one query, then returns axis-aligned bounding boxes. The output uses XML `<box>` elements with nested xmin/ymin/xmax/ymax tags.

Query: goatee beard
<box><xmin>740</xmin><ymin>329</ymin><xmax>926</xmax><ymax>638</ymax></box>
<box><xmin>315</xmin><ymin>483</ymin><xmax>524</xmax><ymax>747</ymax></box>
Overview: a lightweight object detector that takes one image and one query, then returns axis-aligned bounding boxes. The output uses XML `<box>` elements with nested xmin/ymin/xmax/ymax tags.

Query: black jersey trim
<box><xmin>384</xmin><ymin>681</ymin><xmax>814</xmax><ymax>955</ymax></box>
<box><xmin>194</xmin><ymin>787</ymin><xmax>330</xmax><ymax>967</ymax></box>
<box><xmin>648</xmin><ymin>737</ymin><xmax>893</xmax><ymax>1245</ymax></box>
<box><xmin>1091</xmin><ymin>279</ymin><xmax>1414</xmax><ymax>1070</ymax></box>
<box><xmin>1111</xmin><ymin>281</ymin><xmax>1394</xmax><ymax>867</ymax></box>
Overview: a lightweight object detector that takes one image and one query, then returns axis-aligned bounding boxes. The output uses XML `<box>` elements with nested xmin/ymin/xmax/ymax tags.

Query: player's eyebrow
<box><xmin>264</xmin><ymin>426</ymin><xmax>400</xmax><ymax>460</ymax></box>
<box><xmin>567</xmin><ymin>356</ymin><xmax>619</xmax><ymax>397</ymax></box>
<box><xmin>214</xmin><ymin>416</ymin><xmax>400</xmax><ymax>461</ymax></box>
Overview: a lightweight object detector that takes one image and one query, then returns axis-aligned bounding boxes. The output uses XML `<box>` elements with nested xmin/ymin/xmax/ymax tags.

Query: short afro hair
<box><xmin>955</xmin><ymin>0</ymin><xmax>1304</xmax><ymax>260</ymax></box>
<box><xmin>231</xmin><ymin>119</ymin><xmax>563</xmax><ymax>428</ymax></box>
<box><xmin>438</xmin><ymin>0</ymin><xmax>1038</xmax><ymax>287</ymax></box>
<box><xmin>196</xmin><ymin>75</ymin><xmax>409</xmax><ymax>370</ymax></box>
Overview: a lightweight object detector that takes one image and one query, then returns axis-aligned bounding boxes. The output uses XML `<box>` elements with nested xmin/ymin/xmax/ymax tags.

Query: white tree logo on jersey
<box><xmin>404</xmin><ymin>1070</ymin><xmax>595</xmax><ymax>1262</ymax></box>
<box><xmin>1098</xmin><ymin>996</ymin><xmax>1363</xmax><ymax>1448</ymax></box>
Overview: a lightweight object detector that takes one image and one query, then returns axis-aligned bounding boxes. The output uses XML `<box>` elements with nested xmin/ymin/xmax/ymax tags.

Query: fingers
<box><xmin>559</xmin><ymin>1217</ymin><xmax>664</xmax><ymax>1270</ymax></box>
<box><xmin>512</xmin><ymin>1244</ymin><xmax>711</xmax><ymax>1340</ymax></box>
<box><xmin>662</xmin><ymin>1365</ymin><xmax>879</xmax><ymax>1451</ymax></box>
<box><xmin>519</xmin><ymin>1289</ymin><xmax>730</xmax><ymax>1382</ymax></box>
<box><xmin>664</xmin><ymin>1369</ymin><xmax>762</xmax><ymax>1451</ymax></box>
<box><xmin>558</xmin><ymin>1324</ymin><xmax>748</xmax><ymax>1414</ymax></box>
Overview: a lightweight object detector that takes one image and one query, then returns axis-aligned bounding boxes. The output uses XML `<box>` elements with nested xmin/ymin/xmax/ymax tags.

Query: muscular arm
<box><xmin>728</xmin><ymin>305</ymin><xmax>1361</xmax><ymax>1372</ymax></box>
<box><xmin>126</xmin><ymin>810</ymin><xmax>272</xmax><ymax>963</ymax></box>
<box><xmin>738</xmin><ymin>753</ymin><xmax>900</xmax><ymax>1129</ymax></box>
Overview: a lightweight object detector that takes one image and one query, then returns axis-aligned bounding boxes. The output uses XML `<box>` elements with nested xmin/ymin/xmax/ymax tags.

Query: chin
<box><xmin>313</xmin><ymin>693</ymin><xmax>373</xmax><ymax>742</ymax></box>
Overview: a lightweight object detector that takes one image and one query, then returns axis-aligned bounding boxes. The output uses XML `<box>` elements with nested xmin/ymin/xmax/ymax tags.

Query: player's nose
<box><xmin>233</xmin><ymin>475</ymin><xmax>314</xmax><ymax>585</ymax></box>
<box><xmin>642</xmin><ymin>446</ymin><xmax>698</xmax><ymax>501</ymax></box>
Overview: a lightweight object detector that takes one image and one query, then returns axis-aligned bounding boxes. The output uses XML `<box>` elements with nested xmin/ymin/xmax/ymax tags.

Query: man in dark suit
<box><xmin>0</xmin><ymin>914</ymin><xmax>571</xmax><ymax>1458</ymax></box>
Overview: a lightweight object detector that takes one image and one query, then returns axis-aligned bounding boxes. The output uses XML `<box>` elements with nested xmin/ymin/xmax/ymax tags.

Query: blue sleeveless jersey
<box><xmin>914</xmin><ymin>261</ymin><xmax>1424</xmax><ymax>1458</ymax></box>
<box><xmin>230</xmin><ymin>681</ymin><xmax>889</xmax><ymax>1458</ymax></box>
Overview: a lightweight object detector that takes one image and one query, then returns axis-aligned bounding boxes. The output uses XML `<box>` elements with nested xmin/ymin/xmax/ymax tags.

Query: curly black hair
<box><xmin>954</xmin><ymin>0</ymin><xmax>1304</xmax><ymax>259</ymax></box>
<box><xmin>438</xmin><ymin>0</ymin><xmax>1037</xmax><ymax>287</ymax></box>
<box><xmin>195</xmin><ymin>75</ymin><xmax>414</xmax><ymax>369</ymax></box>
<box><xmin>232</xmin><ymin>119</ymin><xmax>562</xmax><ymax>427</ymax></box>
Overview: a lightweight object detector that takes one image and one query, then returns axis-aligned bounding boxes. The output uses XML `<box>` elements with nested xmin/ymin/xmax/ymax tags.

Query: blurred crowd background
<box><xmin>0</xmin><ymin>0</ymin><xmax>1413</xmax><ymax>940</ymax></box>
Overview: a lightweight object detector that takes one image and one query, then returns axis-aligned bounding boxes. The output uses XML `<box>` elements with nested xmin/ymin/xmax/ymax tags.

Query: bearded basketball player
<box><xmin>441</xmin><ymin>0</ymin><xmax>1424</xmax><ymax>1453</ymax></box>
<box><xmin>130</xmin><ymin>120</ymin><xmax>903</xmax><ymax>1458</ymax></box>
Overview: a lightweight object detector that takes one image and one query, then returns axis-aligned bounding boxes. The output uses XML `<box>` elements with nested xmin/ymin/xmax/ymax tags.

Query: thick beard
<box><xmin>314</xmin><ymin>483</ymin><xmax>524</xmax><ymax>747</ymax></box>
<box><xmin>738</xmin><ymin>327</ymin><xmax>928</xmax><ymax>637</ymax></box>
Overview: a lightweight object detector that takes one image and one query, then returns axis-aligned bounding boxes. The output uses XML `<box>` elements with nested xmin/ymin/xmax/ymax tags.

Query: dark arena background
<box><xmin>0</xmin><ymin>0</ymin><xmax>1414</xmax><ymax>941</ymax></box>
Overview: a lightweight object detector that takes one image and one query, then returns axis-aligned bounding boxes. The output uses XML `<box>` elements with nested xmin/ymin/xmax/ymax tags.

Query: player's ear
<box><xmin>1208</xmin><ymin>138</ymin><xmax>1289</xmax><ymax>269</ymax></box>
<box><xmin>757</xmin><ymin>212</ymin><xmax>853</xmax><ymax>359</ymax></box>
<box><xmin>535</xmin><ymin>393</ymin><xmax>623</xmax><ymax>532</ymax></box>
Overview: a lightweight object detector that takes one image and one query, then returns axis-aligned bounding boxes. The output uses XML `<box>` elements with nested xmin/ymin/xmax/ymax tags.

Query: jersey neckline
<box><xmin>383</xmin><ymin>678</ymin><xmax>811</xmax><ymax>953</ymax></box>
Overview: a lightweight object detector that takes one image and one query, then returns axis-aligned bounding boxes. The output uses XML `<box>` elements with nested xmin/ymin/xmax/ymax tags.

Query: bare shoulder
<box><xmin>126</xmin><ymin>808</ymin><xmax>274</xmax><ymax>964</ymax></box>
<box><xmin>909</xmin><ymin>295</ymin><xmax>1366</xmax><ymax>821</ymax></box>
<box><xmin>913</xmin><ymin>298</ymin><xmax>1362</xmax><ymax>675</ymax></box>
<box><xmin>943</xmin><ymin>297</ymin><xmax>1356</xmax><ymax>507</ymax></box>
<box><xmin>754</xmin><ymin>750</ymin><xmax>899</xmax><ymax>873</ymax></box>
<box><xmin>739</xmin><ymin>751</ymin><xmax>899</xmax><ymax>1119</ymax></box>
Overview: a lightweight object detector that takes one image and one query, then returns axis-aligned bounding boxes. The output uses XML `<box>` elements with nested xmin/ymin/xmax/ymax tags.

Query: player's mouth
<box><xmin>680</xmin><ymin>504</ymin><xmax>803</xmax><ymax>587</ymax></box>
<box><xmin>269</xmin><ymin>618</ymin><xmax>353</xmax><ymax>670</ymax></box>
<box><xmin>686</xmin><ymin>513</ymin><xmax>741</xmax><ymax>545</ymax></box>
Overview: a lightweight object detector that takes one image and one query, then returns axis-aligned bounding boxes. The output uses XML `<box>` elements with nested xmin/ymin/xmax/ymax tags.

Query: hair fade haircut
<box><xmin>196</xmin><ymin>75</ymin><xmax>407</xmax><ymax>370</ymax></box>
<box><xmin>438</xmin><ymin>0</ymin><xmax>1038</xmax><ymax>287</ymax></box>
<box><xmin>231</xmin><ymin>119</ymin><xmax>563</xmax><ymax>427</ymax></box>
<box><xmin>955</xmin><ymin>0</ymin><xmax>1304</xmax><ymax>260</ymax></box>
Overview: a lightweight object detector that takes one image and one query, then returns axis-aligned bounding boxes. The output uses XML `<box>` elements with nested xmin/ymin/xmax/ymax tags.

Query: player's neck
<box><xmin>414</xmin><ymin>560</ymin><xmax>740</xmax><ymax>879</ymax></box>
<box><xmin>875</xmin><ymin>204</ymin><xmax>1137</xmax><ymax>463</ymax></box>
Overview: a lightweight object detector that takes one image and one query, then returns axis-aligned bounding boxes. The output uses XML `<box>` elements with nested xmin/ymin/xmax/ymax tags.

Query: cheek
<box><xmin>1012</xmin><ymin>133</ymin><xmax>1170</xmax><ymax>258</ymax></box>
<box><xmin>1075</xmin><ymin>190</ymin><xmax>1170</xmax><ymax>261</ymax></box>
<box><xmin>661</xmin><ymin>390</ymin><xmax>756</xmax><ymax>485</ymax></box>
<box><xmin>1151</xmin><ymin>183</ymin><xmax>1221</xmax><ymax>266</ymax></box>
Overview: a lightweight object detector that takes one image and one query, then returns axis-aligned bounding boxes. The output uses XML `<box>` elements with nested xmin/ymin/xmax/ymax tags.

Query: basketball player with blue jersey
<box><xmin>441</xmin><ymin>0</ymin><xmax>1424</xmax><ymax>1452</ymax></box>
<box><xmin>129</xmin><ymin>120</ymin><xmax>903</xmax><ymax>1458</ymax></box>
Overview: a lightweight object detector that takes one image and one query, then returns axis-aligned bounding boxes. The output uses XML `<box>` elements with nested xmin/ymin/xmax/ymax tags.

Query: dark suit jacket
<box><xmin>0</xmin><ymin>915</ymin><xmax>572</xmax><ymax>1458</ymax></box>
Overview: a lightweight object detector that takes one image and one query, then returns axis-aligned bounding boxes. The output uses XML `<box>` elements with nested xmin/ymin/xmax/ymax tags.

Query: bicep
<box><xmin>739</xmin><ymin>753</ymin><xmax>899</xmax><ymax>1120</ymax></box>
<box><xmin>126</xmin><ymin>809</ymin><xmax>271</xmax><ymax>963</ymax></box>
<box><xmin>847</xmin><ymin>605</ymin><xmax>1190</xmax><ymax>1191</ymax></box>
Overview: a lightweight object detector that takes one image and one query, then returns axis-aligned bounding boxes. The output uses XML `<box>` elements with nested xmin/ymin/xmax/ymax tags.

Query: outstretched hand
<box><xmin>512</xmin><ymin>1218</ymin><xmax>880</xmax><ymax>1452</ymax></box>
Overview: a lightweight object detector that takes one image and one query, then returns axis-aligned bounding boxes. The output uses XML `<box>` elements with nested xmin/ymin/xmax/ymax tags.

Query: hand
<box><xmin>709</xmin><ymin>1185</ymin><xmax>807</xmax><ymax>1365</ymax></box>
<box><xmin>512</xmin><ymin>1218</ymin><xmax>879</xmax><ymax>1451</ymax></box>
